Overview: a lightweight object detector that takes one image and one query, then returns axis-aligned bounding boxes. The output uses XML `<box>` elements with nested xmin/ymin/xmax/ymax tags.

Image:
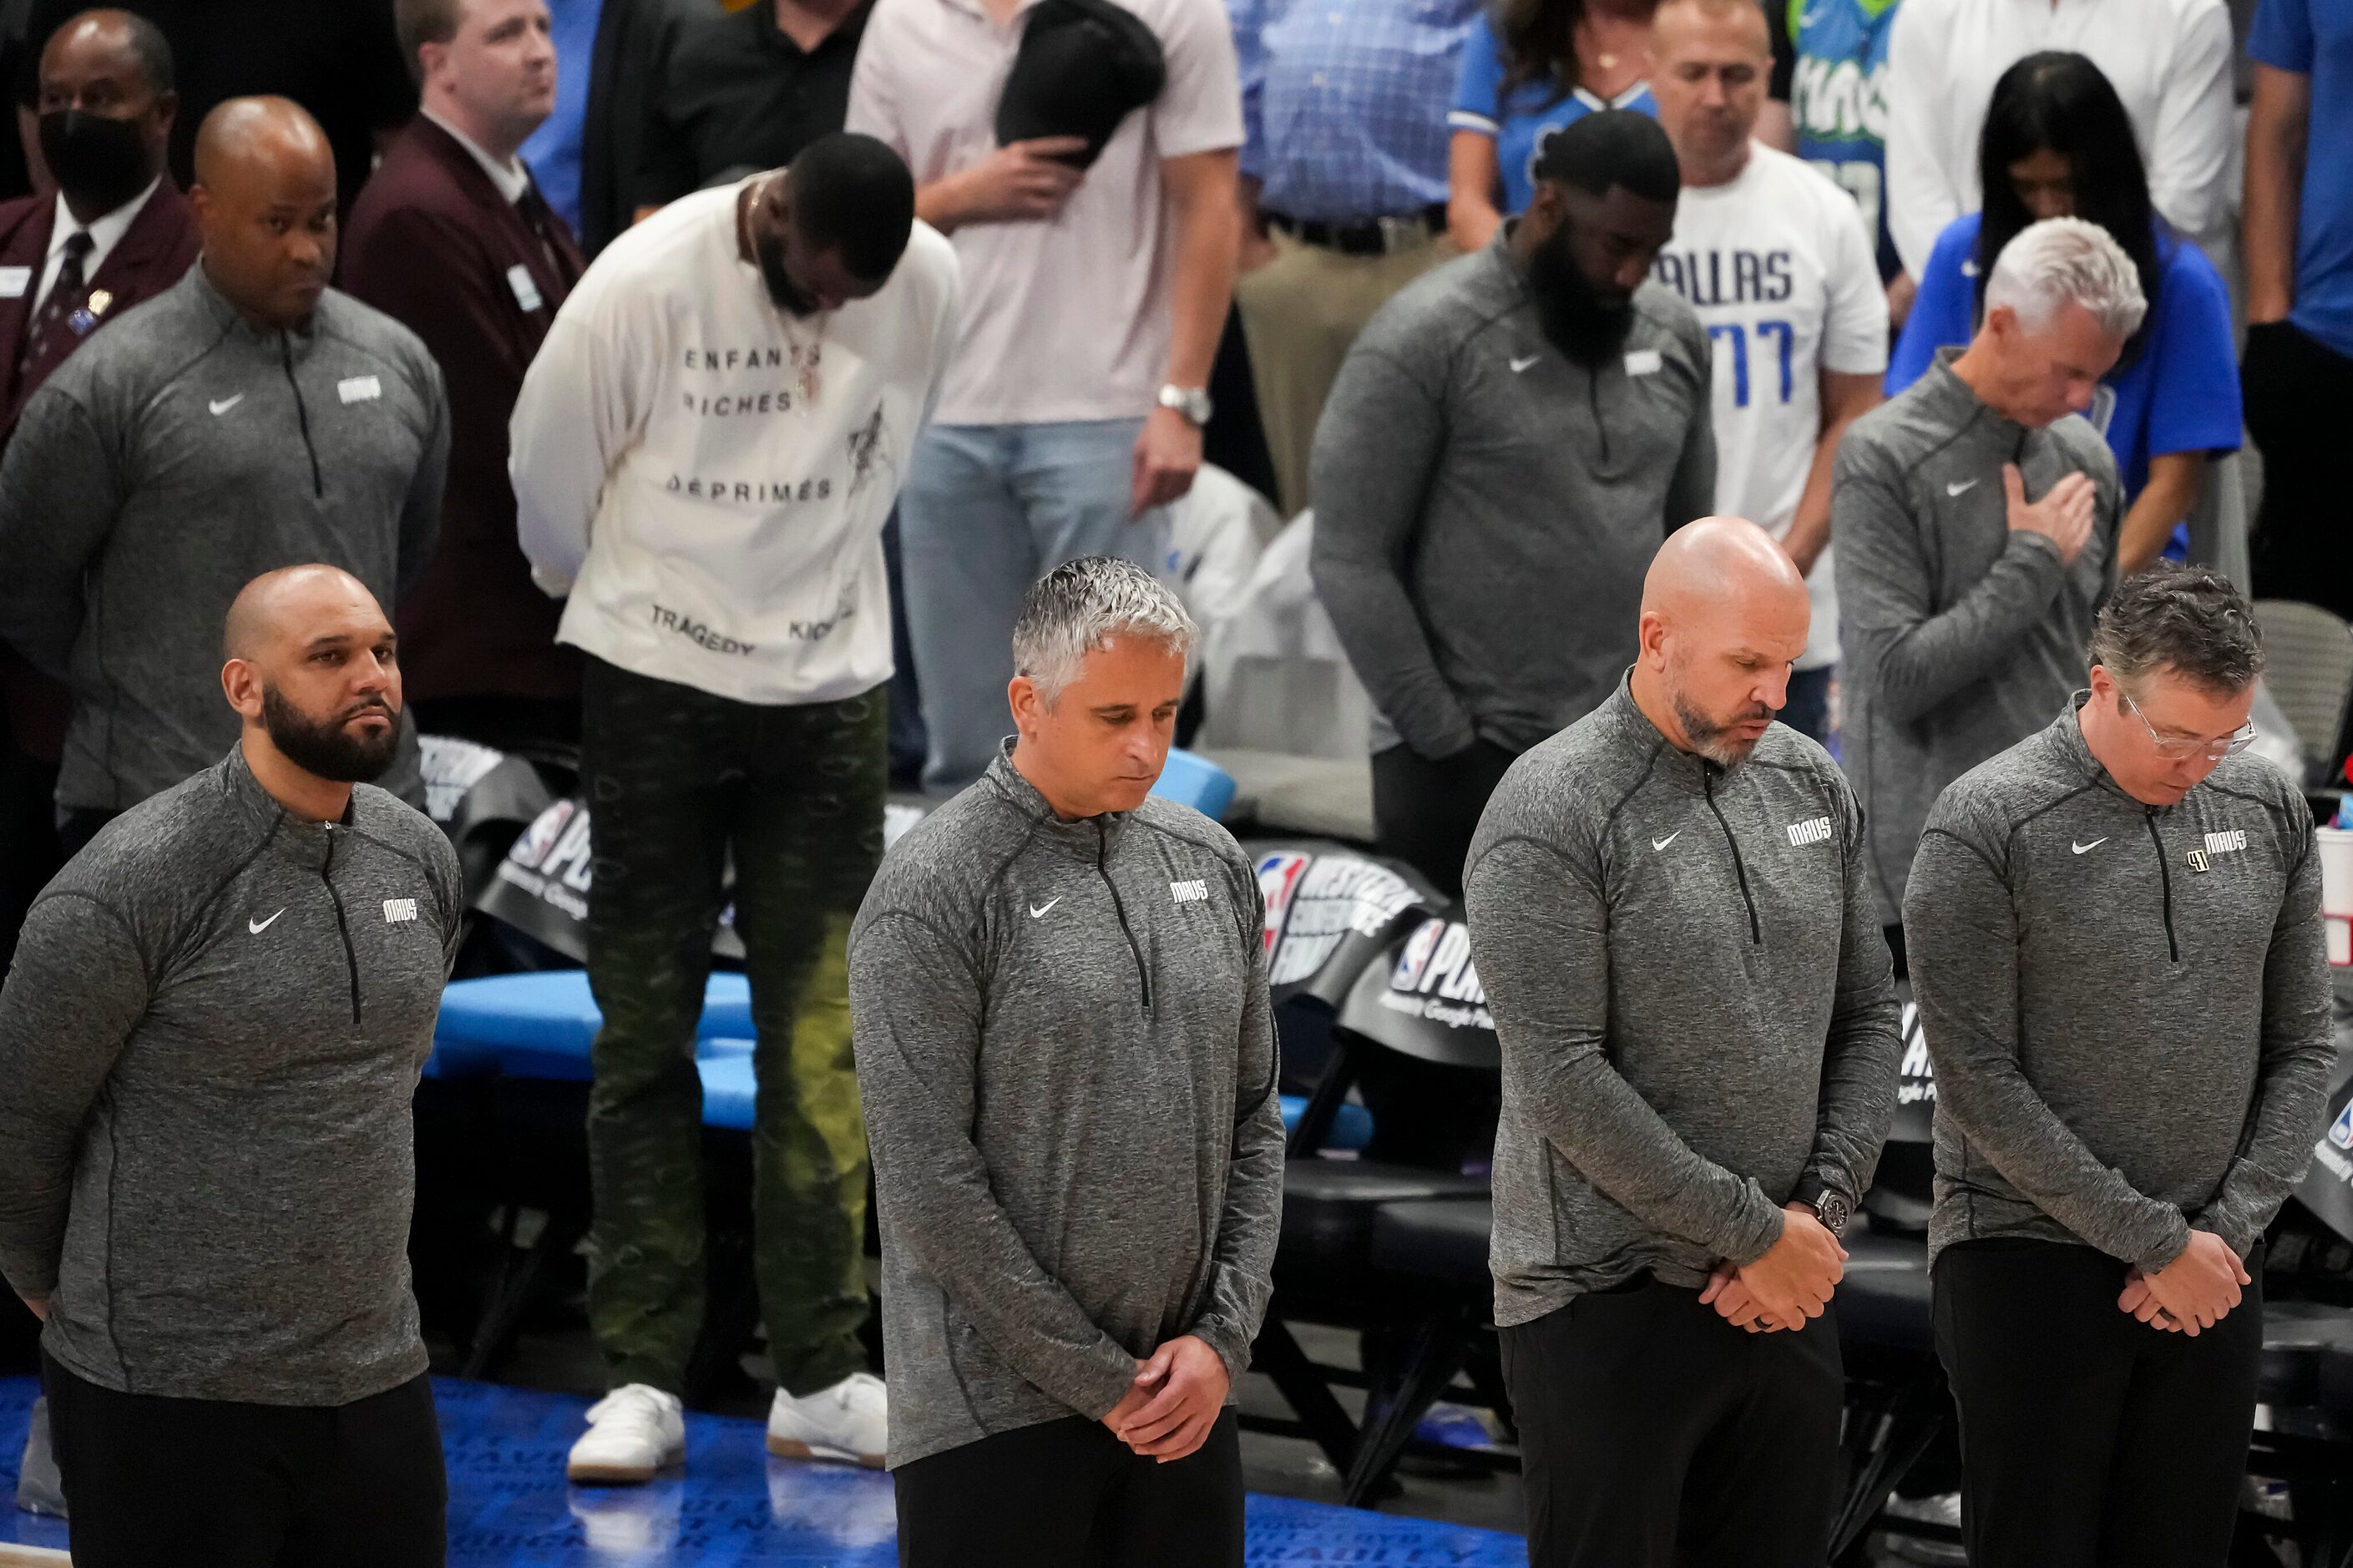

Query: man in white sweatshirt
<box><xmin>509</xmin><ymin>130</ymin><xmax>959</xmax><ymax>1484</ymax></box>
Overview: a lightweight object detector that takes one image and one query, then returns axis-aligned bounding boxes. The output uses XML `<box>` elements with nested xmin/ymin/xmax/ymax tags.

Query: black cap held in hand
<box><xmin>994</xmin><ymin>0</ymin><xmax>1166</xmax><ymax>169</ymax></box>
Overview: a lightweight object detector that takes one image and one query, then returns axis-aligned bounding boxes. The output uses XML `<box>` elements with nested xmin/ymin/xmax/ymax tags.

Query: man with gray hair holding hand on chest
<box><xmin>849</xmin><ymin>555</ymin><xmax>1283</xmax><ymax>1567</ymax></box>
<box><xmin>1835</xmin><ymin>215</ymin><xmax>2138</xmax><ymax>960</ymax></box>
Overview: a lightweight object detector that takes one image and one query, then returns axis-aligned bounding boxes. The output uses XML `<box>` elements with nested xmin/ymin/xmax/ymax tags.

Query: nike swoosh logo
<box><xmin>249</xmin><ymin>908</ymin><xmax>286</xmax><ymax>933</ymax></box>
<box><xmin>1029</xmin><ymin>898</ymin><xmax>1060</xmax><ymax>918</ymax></box>
<box><xmin>2072</xmin><ymin>838</ymin><xmax>2107</xmax><ymax>855</ymax></box>
<box><xmin>1652</xmin><ymin>832</ymin><xmax>1680</xmax><ymax>852</ymax></box>
<box><xmin>1510</xmin><ymin>354</ymin><xmax>1541</xmax><ymax>373</ymax></box>
<box><xmin>1946</xmin><ymin>478</ymin><xmax>1978</xmax><ymax>497</ymax></box>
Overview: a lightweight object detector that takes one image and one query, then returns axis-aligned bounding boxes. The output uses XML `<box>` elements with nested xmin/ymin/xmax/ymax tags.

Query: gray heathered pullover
<box><xmin>1310</xmin><ymin>233</ymin><xmax>1716</xmax><ymax>760</ymax></box>
<box><xmin>0</xmin><ymin>265</ymin><xmax>448</xmax><ymax>812</ymax></box>
<box><xmin>1465</xmin><ymin>678</ymin><xmax>1902</xmax><ymax>1327</ymax></box>
<box><xmin>1834</xmin><ymin>347</ymin><xmax>2122</xmax><ymax>926</ymax></box>
<box><xmin>0</xmin><ymin>746</ymin><xmax>463</xmax><ymax>1404</ymax></box>
<box><xmin>848</xmin><ymin>747</ymin><xmax>1285</xmax><ymax>1469</ymax></box>
<box><xmin>1904</xmin><ymin>706</ymin><xmax>2334</xmax><ymax>1270</ymax></box>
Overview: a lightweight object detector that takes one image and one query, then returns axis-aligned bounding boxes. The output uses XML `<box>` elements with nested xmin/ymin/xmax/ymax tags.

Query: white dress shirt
<box><xmin>421</xmin><ymin>109</ymin><xmax>532</xmax><ymax>204</ymax></box>
<box><xmin>34</xmin><ymin>176</ymin><xmax>160</xmax><ymax>313</ymax></box>
<box><xmin>1881</xmin><ymin>0</ymin><xmax>2234</xmax><ymax>278</ymax></box>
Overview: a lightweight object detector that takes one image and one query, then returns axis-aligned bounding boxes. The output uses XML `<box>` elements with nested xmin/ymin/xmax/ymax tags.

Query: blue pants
<box><xmin>898</xmin><ymin>419</ymin><xmax>1166</xmax><ymax>790</ymax></box>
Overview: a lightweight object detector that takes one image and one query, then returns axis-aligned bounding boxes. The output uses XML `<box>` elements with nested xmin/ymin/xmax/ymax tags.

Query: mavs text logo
<box><xmin>1788</xmin><ymin>817</ymin><xmax>1834</xmax><ymax>847</ymax></box>
<box><xmin>1170</xmin><ymin>879</ymin><xmax>1209</xmax><ymax>905</ymax></box>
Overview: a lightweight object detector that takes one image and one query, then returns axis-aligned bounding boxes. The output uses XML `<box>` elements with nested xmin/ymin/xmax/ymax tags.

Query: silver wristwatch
<box><xmin>1813</xmin><ymin>1189</ymin><xmax>1852</xmax><ymax>1240</ymax></box>
<box><xmin>1156</xmin><ymin>383</ymin><xmax>1213</xmax><ymax>427</ymax></box>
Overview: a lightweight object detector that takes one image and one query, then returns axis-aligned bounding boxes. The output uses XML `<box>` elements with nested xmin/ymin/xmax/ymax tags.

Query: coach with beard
<box><xmin>0</xmin><ymin>565</ymin><xmax>464</xmax><ymax>1567</ymax></box>
<box><xmin>1311</xmin><ymin>108</ymin><xmax>1713</xmax><ymax>897</ymax></box>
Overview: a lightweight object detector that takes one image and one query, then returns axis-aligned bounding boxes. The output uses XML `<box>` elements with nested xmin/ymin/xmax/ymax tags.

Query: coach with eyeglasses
<box><xmin>1903</xmin><ymin>563</ymin><xmax>2335</xmax><ymax>1568</ymax></box>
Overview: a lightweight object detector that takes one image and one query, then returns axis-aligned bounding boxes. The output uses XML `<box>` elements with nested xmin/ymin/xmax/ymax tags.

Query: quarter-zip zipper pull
<box><xmin>1703</xmin><ymin>772</ymin><xmax>1762</xmax><ymax>944</ymax></box>
<box><xmin>280</xmin><ymin>333</ymin><xmax>325</xmax><ymax>499</ymax></box>
<box><xmin>321</xmin><ymin>827</ymin><xmax>362</xmax><ymax>1023</ymax></box>
<box><xmin>2143</xmin><ymin>807</ymin><xmax>2179</xmax><ymax>963</ymax></box>
<box><xmin>1096</xmin><ymin>819</ymin><xmax>1151</xmax><ymax>1013</ymax></box>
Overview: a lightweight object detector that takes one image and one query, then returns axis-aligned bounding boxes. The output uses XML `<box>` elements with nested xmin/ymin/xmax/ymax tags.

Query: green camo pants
<box><xmin>580</xmin><ymin>657</ymin><xmax>884</xmax><ymax>1397</ymax></box>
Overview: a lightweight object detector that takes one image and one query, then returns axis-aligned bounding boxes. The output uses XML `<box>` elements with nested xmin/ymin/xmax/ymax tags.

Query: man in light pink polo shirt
<box><xmin>847</xmin><ymin>0</ymin><xmax>1242</xmax><ymax>789</ymax></box>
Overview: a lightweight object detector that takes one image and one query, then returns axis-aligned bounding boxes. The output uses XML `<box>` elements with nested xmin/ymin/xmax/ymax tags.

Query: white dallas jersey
<box><xmin>1652</xmin><ymin>144</ymin><xmax>1886</xmax><ymax>670</ymax></box>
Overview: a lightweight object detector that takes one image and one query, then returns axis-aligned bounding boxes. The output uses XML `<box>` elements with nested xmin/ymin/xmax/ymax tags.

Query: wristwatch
<box><xmin>1794</xmin><ymin>1176</ymin><xmax>1850</xmax><ymax>1239</ymax></box>
<box><xmin>1156</xmin><ymin>383</ymin><xmax>1213</xmax><ymax>427</ymax></box>
<box><xmin>1813</xmin><ymin>1190</ymin><xmax>1852</xmax><ymax>1240</ymax></box>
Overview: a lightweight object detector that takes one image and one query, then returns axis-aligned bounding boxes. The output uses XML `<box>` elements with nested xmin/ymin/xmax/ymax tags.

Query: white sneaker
<box><xmin>566</xmin><ymin>1384</ymin><xmax>686</xmax><ymax>1485</ymax></box>
<box><xmin>767</xmin><ymin>1372</ymin><xmax>888</xmax><ymax>1469</ymax></box>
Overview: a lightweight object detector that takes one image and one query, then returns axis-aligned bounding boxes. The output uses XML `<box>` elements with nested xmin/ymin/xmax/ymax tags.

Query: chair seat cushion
<box><xmin>700</xmin><ymin>1054</ymin><xmax>757</xmax><ymax>1131</ymax></box>
<box><xmin>1835</xmin><ymin>1229</ymin><xmax>1933</xmax><ymax>1353</ymax></box>
<box><xmin>2259</xmin><ymin>1298</ymin><xmax>2353</xmax><ymax>1409</ymax></box>
<box><xmin>1368</xmin><ymin>1198</ymin><xmax>1492</xmax><ymax>1284</ymax></box>
<box><xmin>1278</xmin><ymin>1159</ymin><xmax>1486</xmax><ymax>1268</ymax></box>
<box><xmin>433</xmin><ymin>970</ymin><xmax>754</xmax><ymax>1080</ymax></box>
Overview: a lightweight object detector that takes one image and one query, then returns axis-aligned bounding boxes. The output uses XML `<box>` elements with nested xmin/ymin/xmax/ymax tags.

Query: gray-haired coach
<box><xmin>1905</xmin><ymin>564</ymin><xmax>2335</xmax><ymax>1568</ymax></box>
<box><xmin>848</xmin><ymin>556</ymin><xmax>1283</xmax><ymax>1568</ymax></box>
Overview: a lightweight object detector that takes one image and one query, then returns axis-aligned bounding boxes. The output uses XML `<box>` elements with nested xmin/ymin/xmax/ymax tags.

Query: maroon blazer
<box><xmin>341</xmin><ymin>116</ymin><xmax>587</xmax><ymax>707</ymax></box>
<box><xmin>0</xmin><ymin>180</ymin><xmax>200</xmax><ymax>764</ymax></box>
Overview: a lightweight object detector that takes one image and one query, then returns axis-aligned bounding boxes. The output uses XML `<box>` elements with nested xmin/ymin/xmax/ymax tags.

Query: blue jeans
<box><xmin>899</xmin><ymin>419</ymin><xmax>1166</xmax><ymax>788</ymax></box>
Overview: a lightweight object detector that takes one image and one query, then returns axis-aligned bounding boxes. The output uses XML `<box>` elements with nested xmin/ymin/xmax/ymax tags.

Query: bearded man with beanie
<box><xmin>1312</xmin><ymin>109</ymin><xmax>1714</xmax><ymax>897</ymax></box>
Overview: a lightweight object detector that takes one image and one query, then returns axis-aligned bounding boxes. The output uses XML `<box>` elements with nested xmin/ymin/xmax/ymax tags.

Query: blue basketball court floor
<box><xmin>0</xmin><ymin>1375</ymin><xmax>1529</xmax><ymax>1565</ymax></box>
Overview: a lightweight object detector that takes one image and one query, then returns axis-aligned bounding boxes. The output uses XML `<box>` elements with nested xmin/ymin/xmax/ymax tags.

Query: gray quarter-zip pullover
<box><xmin>1834</xmin><ymin>346</ymin><xmax>2122</xmax><ymax>925</ymax></box>
<box><xmin>1311</xmin><ymin>233</ymin><xmax>1716</xmax><ymax>759</ymax></box>
<box><xmin>1904</xmin><ymin>705</ymin><xmax>2334</xmax><ymax>1269</ymax></box>
<box><xmin>848</xmin><ymin>746</ymin><xmax>1285</xmax><ymax>1469</ymax></box>
<box><xmin>0</xmin><ymin>265</ymin><xmax>448</xmax><ymax>812</ymax></box>
<box><xmin>1465</xmin><ymin>678</ymin><xmax>1902</xmax><ymax>1327</ymax></box>
<box><xmin>0</xmin><ymin>746</ymin><xmax>463</xmax><ymax>1404</ymax></box>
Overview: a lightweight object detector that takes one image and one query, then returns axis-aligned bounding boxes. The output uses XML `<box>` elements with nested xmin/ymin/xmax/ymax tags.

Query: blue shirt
<box><xmin>1887</xmin><ymin>211</ymin><xmax>2242</xmax><ymax>508</ymax></box>
<box><xmin>2250</xmin><ymin>0</ymin><xmax>2353</xmax><ymax>359</ymax></box>
<box><xmin>519</xmin><ymin>0</ymin><xmax>605</xmax><ymax>235</ymax></box>
<box><xmin>1785</xmin><ymin>0</ymin><xmax>1901</xmax><ymax>279</ymax></box>
<box><xmin>1230</xmin><ymin>0</ymin><xmax>1480</xmax><ymax>220</ymax></box>
<box><xmin>1448</xmin><ymin>16</ymin><xmax>1655</xmax><ymax>215</ymax></box>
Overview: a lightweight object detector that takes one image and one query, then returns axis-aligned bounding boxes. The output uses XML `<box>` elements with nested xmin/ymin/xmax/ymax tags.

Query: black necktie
<box><xmin>514</xmin><ymin>187</ymin><xmax>576</xmax><ymax>289</ymax></box>
<box><xmin>21</xmin><ymin>230</ymin><xmax>93</xmax><ymax>377</ymax></box>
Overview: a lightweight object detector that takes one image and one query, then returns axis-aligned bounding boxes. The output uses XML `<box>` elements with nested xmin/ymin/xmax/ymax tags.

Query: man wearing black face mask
<box><xmin>0</xmin><ymin>8</ymin><xmax>195</xmax><ymax>980</ymax></box>
<box><xmin>1311</xmin><ymin>109</ymin><xmax>1714</xmax><ymax>897</ymax></box>
<box><xmin>511</xmin><ymin>131</ymin><xmax>959</xmax><ymax>1485</ymax></box>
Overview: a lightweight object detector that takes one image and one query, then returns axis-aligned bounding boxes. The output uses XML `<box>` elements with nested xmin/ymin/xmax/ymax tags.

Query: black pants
<box><xmin>1935</xmin><ymin>1238</ymin><xmax>2263</xmax><ymax>1568</ymax></box>
<box><xmin>893</xmin><ymin>1411</ymin><xmax>1244</xmax><ymax>1568</ymax></box>
<box><xmin>42</xmin><ymin>1353</ymin><xmax>446</xmax><ymax>1567</ymax></box>
<box><xmin>1500</xmin><ymin>1280</ymin><xmax>1844</xmax><ymax>1568</ymax></box>
<box><xmin>2246</xmin><ymin>319</ymin><xmax>2353</xmax><ymax>623</ymax></box>
<box><xmin>1372</xmin><ymin>738</ymin><xmax>1519</xmax><ymax>898</ymax></box>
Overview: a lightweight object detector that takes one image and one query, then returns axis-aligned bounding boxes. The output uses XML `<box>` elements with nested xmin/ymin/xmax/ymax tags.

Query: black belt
<box><xmin>1266</xmin><ymin>205</ymin><xmax>1447</xmax><ymax>257</ymax></box>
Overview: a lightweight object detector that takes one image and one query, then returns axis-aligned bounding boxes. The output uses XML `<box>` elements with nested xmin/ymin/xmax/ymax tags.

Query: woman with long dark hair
<box><xmin>1885</xmin><ymin>52</ymin><xmax>2239</xmax><ymax>576</ymax></box>
<box><xmin>1445</xmin><ymin>0</ymin><xmax>1657</xmax><ymax>250</ymax></box>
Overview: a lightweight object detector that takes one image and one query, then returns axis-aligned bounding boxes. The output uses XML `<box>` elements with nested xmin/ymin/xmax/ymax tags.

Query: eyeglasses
<box><xmin>2123</xmin><ymin>690</ymin><xmax>2257</xmax><ymax>761</ymax></box>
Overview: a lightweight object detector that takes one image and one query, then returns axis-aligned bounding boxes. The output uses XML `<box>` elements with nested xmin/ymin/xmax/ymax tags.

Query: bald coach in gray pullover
<box><xmin>1466</xmin><ymin>521</ymin><xmax>1900</xmax><ymax>1568</ymax></box>
<box><xmin>0</xmin><ymin>99</ymin><xmax>446</xmax><ymax>828</ymax></box>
